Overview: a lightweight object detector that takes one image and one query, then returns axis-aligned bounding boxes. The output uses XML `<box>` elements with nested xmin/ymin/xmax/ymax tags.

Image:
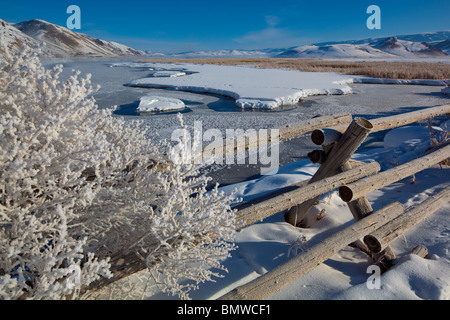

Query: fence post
<box><xmin>341</xmin><ymin>162</ymin><xmax>396</xmax><ymax>264</ymax></box>
<box><xmin>285</xmin><ymin>117</ymin><xmax>373</xmax><ymax>227</ymax></box>
<box><xmin>363</xmin><ymin>185</ymin><xmax>450</xmax><ymax>254</ymax></box>
<box><xmin>219</xmin><ymin>202</ymin><xmax>404</xmax><ymax>300</ymax></box>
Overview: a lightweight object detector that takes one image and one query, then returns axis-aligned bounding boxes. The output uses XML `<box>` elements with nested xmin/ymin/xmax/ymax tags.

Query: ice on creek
<box><xmin>137</xmin><ymin>96</ymin><xmax>186</xmax><ymax>112</ymax></box>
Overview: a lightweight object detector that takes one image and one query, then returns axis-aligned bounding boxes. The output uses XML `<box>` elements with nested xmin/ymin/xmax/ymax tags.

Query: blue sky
<box><xmin>1</xmin><ymin>0</ymin><xmax>450</xmax><ymax>53</ymax></box>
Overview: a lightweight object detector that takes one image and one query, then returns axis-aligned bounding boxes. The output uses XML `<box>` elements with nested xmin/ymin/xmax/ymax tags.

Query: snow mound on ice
<box><xmin>137</xmin><ymin>96</ymin><xmax>185</xmax><ymax>112</ymax></box>
<box><xmin>152</xmin><ymin>71</ymin><xmax>186</xmax><ymax>78</ymax></box>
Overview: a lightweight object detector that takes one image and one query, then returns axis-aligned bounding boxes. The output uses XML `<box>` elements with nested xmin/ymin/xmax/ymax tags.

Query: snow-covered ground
<box><xmin>443</xmin><ymin>87</ymin><xmax>450</xmax><ymax>95</ymax></box>
<box><xmin>277</xmin><ymin>43</ymin><xmax>397</xmax><ymax>59</ymax></box>
<box><xmin>90</xmin><ymin>123</ymin><xmax>449</xmax><ymax>300</ymax></box>
<box><xmin>72</xmin><ymin>60</ymin><xmax>450</xmax><ymax>301</ymax></box>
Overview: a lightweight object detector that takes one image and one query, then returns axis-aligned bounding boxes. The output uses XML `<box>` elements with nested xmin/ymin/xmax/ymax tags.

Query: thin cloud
<box><xmin>234</xmin><ymin>27</ymin><xmax>316</xmax><ymax>49</ymax></box>
<box><xmin>233</xmin><ymin>15</ymin><xmax>316</xmax><ymax>49</ymax></box>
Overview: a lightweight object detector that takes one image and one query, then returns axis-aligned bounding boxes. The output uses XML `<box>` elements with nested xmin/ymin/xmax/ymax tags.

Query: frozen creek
<box><xmin>55</xmin><ymin>59</ymin><xmax>450</xmax><ymax>185</ymax></box>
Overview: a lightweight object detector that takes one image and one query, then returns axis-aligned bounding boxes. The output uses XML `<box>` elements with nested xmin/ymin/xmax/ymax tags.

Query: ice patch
<box><xmin>126</xmin><ymin>63</ymin><xmax>354</xmax><ymax>109</ymax></box>
<box><xmin>137</xmin><ymin>96</ymin><xmax>186</xmax><ymax>113</ymax></box>
<box><xmin>152</xmin><ymin>71</ymin><xmax>186</xmax><ymax>78</ymax></box>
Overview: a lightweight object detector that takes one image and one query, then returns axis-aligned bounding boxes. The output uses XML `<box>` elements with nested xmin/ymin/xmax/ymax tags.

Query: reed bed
<box><xmin>140</xmin><ymin>58</ymin><xmax>450</xmax><ymax>80</ymax></box>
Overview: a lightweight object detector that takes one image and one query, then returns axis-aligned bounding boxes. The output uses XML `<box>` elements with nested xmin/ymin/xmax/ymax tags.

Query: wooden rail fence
<box><xmin>85</xmin><ymin>104</ymin><xmax>450</xmax><ymax>299</ymax></box>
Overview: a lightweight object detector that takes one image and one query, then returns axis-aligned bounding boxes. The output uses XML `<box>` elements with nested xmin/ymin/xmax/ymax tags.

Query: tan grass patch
<box><xmin>139</xmin><ymin>58</ymin><xmax>450</xmax><ymax>80</ymax></box>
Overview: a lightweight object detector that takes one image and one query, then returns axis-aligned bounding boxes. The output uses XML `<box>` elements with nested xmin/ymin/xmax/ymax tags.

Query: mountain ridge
<box><xmin>1</xmin><ymin>18</ymin><xmax>146</xmax><ymax>58</ymax></box>
<box><xmin>2</xmin><ymin>17</ymin><xmax>449</xmax><ymax>60</ymax></box>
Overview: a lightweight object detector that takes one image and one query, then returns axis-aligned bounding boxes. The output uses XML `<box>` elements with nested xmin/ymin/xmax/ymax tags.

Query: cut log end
<box><xmin>311</xmin><ymin>130</ymin><xmax>326</xmax><ymax>145</ymax></box>
<box><xmin>410</xmin><ymin>245</ymin><xmax>429</xmax><ymax>258</ymax></box>
<box><xmin>355</xmin><ymin>117</ymin><xmax>373</xmax><ymax>130</ymax></box>
<box><xmin>339</xmin><ymin>186</ymin><xmax>354</xmax><ymax>202</ymax></box>
<box><xmin>307</xmin><ymin>150</ymin><xmax>324</xmax><ymax>164</ymax></box>
<box><xmin>363</xmin><ymin>234</ymin><xmax>383</xmax><ymax>253</ymax></box>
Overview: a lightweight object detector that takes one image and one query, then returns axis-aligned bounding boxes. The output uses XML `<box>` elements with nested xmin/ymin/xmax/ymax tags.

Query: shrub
<box><xmin>0</xmin><ymin>42</ymin><xmax>236</xmax><ymax>300</ymax></box>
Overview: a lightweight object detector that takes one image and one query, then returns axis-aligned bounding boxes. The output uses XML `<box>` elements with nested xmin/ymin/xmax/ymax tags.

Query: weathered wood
<box><xmin>219</xmin><ymin>202</ymin><xmax>404</xmax><ymax>300</ymax></box>
<box><xmin>285</xmin><ymin>117</ymin><xmax>374</xmax><ymax>226</ymax></box>
<box><xmin>363</xmin><ymin>185</ymin><xmax>450</xmax><ymax>254</ymax></box>
<box><xmin>278</xmin><ymin>113</ymin><xmax>352</xmax><ymax>141</ymax></box>
<box><xmin>307</xmin><ymin>149</ymin><xmax>325</xmax><ymax>164</ymax></box>
<box><xmin>409</xmin><ymin>245</ymin><xmax>428</xmax><ymax>258</ymax></box>
<box><xmin>370</xmin><ymin>104</ymin><xmax>450</xmax><ymax>133</ymax></box>
<box><xmin>311</xmin><ymin>104</ymin><xmax>450</xmax><ymax>145</ymax></box>
<box><xmin>236</xmin><ymin>161</ymin><xmax>380</xmax><ymax>228</ymax></box>
<box><xmin>339</xmin><ymin>143</ymin><xmax>450</xmax><ymax>203</ymax></box>
<box><xmin>311</xmin><ymin>128</ymin><xmax>344</xmax><ymax>146</ymax></box>
<box><xmin>84</xmin><ymin>161</ymin><xmax>379</xmax><ymax>295</ymax></box>
<box><xmin>193</xmin><ymin>113</ymin><xmax>352</xmax><ymax>163</ymax></box>
<box><xmin>340</xmin><ymin>162</ymin><xmax>396</xmax><ymax>261</ymax></box>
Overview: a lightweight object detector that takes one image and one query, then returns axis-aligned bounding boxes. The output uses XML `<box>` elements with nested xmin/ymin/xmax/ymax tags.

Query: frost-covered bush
<box><xmin>0</xmin><ymin>42</ymin><xmax>236</xmax><ymax>300</ymax></box>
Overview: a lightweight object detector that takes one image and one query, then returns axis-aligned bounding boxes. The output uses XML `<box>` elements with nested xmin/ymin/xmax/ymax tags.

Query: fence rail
<box><xmin>84</xmin><ymin>104</ymin><xmax>450</xmax><ymax>298</ymax></box>
<box><xmin>219</xmin><ymin>104</ymin><xmax>450</xmax><ymax>300</ymax></box>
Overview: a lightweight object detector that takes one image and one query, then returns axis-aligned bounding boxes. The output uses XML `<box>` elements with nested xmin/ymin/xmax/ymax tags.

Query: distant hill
<box><xmin>166</xmin><ymin>48</ymin><xmax>288</xmax><ymax>59</ymax></box>
<box><xmin>0</xmin><ymin>18</ymin><xmax>39</xmax><ymax>52</ymax></box>
<box><xmin>371</xmin><ymin>37</ymin><xmax>447</xmax><ymax>57</ymax></box>
<box><xmin>1</xmin><ymin>18</ymin><xmax>146</xmax><ymax>58</ymax></box>
<box><xmin>276</xmin><ymin>43</ymin><xmax>397</xmax><ymax>59</ymax></box>
<box><xmin>159</xmin><ymin>31</ymin><xmax>450</xmax><ymax>60</ymax></box>
<box><xmin>434</xmin><ymin>40</ymin><xmax>450</xmax><ymax>55</ymax></box>
<box><xmin>315</xmin><ymin>31</ymin><xmax>450</xmax><ymax>46</ymax></box>
<box><xmin>286</xmin><ymin>31</ymin><xmax>449</xmax><ymax>59</ymax></box>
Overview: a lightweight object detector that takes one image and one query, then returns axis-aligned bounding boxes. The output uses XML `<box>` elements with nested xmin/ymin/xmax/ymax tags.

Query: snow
<box><xmin>209</xmin><ymin>123</ymin><xmax>450</xmax><ymax>300</ymax></box>
<box><xmin>352</xmin><ymin>77</ymin><xmax>447</xmax><ymax>86</ymax></box>
<box><xmin>277</xmin><ymin>44</ymin><xmax>397</xmax><ymax>59</ymax></box>
<box><xmin>152</xmin><ymin>71</ymin><xmax>186</xmax><ymax>78</ymax></box>
<box><xmin>125</xmin><ymin>63</ymin><xmax>354</xmax><ymax>109</ymax></box>
<box><xmin>137</xmin><ymin>96</ymin><xmax>186</xmax><ymax>112</ymax></box>
<box><xmin>12</xmin><ymin>19</ymin><xmax>146</xmax><ymax>58</ymax></box>
<box><xmin>442</xmin><ymin>87</ymin><xmax>450</xmax><ymax>95</ymax></box>
<box><xmin>93</xmin><ymin>122</ymin><xmax>449</xmax><ymax>300</ymax></box>
<box><xmin>382</xmin><ymin>126</ymin><xmax>443</xmax><ymax>149</ymax></box>
<box><xmin>52</xmin><ymin>60</ymin><xmax>448</xmax><ymax>300</ymax></box>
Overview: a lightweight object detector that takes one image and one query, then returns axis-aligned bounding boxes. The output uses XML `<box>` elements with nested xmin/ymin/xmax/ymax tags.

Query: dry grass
<box><xmin>139</xmin><ymin>58</ymin><xmax>450</xmax><ymax>80</ymax></box>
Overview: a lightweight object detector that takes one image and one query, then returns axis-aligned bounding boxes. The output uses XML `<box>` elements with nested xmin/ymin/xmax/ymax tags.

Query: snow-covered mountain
<box><xmin>294</xmin><ymin>31</ymin><xmax>450</xmax><ymax>59</ymax></box>
<box><xmin>316</xmin><ymin>31</ymin><xmax>450</xmax><ymax>46</ymax></box>
<box><xmin>1</xmin><ymin>18</ymin><xmax>146</xmax><ymax>58</ymax></box>
<box><xmin>277</xmin><ymin>43</ymin><xmax>397</xmax><ymax>59</ymax></box>
<box><xmin>434</xmin><ymin>40</ymin><xmax>450</xmax><ymax>55</ymax></box>
<box><xmin>14</xmin><ymin>19</ymin><xmax>146</xmax><ymax>58</ymax></box>
<box><xmin>370</xmin><ymin>37</ymin><xmax>447</xmax><ymax>57</ymax></box>
<box><xmin>0</xmin><ymin>18</ymin><xmax>39</xmax><ymax>51</ymax></box>
<box><xmin>161</xmin><ymin>31</ymin><xmax>449</xmax><ymax>60</ymax></box>
<box><xmin>166</xmin><ymin>48</ymin><xmax>287</xmax><ymax>59</ymax></box>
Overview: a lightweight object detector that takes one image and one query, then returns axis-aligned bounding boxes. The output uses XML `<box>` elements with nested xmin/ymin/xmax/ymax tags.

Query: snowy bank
<box><xmin>152</xmin><ymin>71</ymin><xmax>186</xmax><ymax>78</ymax></box>
<box><xmin>125</xmin><ymin>63</ymin><xmax>354</xmax><ymax>109</ymax></box>
<box><xmin>137</xmin><ymin>96</ymin><xmax>186</xmax><ymax>113</ymax></box>
<box><xmin>352</xmin><ymin>76</ymin><xmax>448</xmax><ymax>86</ymax></box>
<box><xmin>442</xmin><ymin>87</ymin><xmax>450</xmax><ymax>95</ymax></box>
